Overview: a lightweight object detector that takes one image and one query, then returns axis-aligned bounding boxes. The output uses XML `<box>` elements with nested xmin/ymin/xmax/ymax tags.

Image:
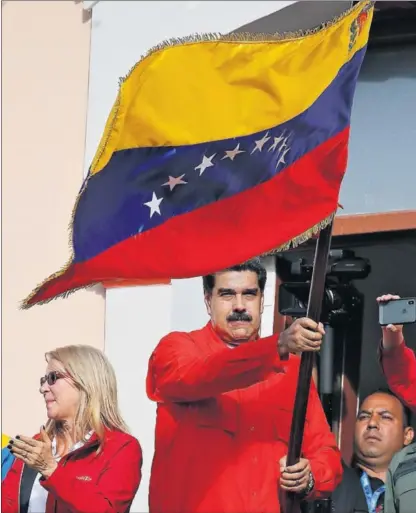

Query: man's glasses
<box><xmin>40</xmin><ymin>371</ymin><xmax>69</xmax><ymax>387</ymax></box>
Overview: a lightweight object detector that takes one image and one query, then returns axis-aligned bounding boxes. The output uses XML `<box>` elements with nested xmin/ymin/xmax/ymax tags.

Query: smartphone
<box><xmin>379</xmin><ymin>297</ymin><xmax>416</xmax><ymax>326</ymax></box>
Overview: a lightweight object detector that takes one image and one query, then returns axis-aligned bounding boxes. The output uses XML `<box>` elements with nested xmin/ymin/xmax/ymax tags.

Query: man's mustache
<box><xmin>227</xmin><ymin>312</ymin><xmax>252</xmax><ymax>322</ymax></box>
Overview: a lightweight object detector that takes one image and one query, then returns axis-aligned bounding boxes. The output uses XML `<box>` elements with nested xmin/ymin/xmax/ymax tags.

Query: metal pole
<box><xmin>320</xmin><ymin>324</ymin><xmax>334</xmax><ymax>426</ymax></box>
<box><xmin>284</xmin><ymin>221</ymin><xmax>334</xmax><ymax>513</ymax></box>
<box><xmin>320</xmin><ymin>325</ymin><xmax>334</xmax><ymax>395</ymax></box>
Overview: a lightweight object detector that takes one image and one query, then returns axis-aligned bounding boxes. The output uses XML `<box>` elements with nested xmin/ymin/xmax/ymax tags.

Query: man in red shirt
<box><xmin>147</xmin><ymin>259</ymin><xmax>343</xmax><ymax>513</ymax></box>
<box><xmin>378</xmin><ymin>294</ymin><xmax>416</xmax><ymax>412</ymax></box>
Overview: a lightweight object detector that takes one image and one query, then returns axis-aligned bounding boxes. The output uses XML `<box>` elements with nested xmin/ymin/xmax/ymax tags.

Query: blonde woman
<box><xmin>2</xmin><ymin>345</ymin><xmax>142</xmax><ymax>513</ymax></box>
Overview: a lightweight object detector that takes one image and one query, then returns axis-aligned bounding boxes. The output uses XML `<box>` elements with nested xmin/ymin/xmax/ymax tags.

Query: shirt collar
<box><xmin>52</xmin><ymin>430</ymin><xmax>94</xmax><ymax>457</ymax></box>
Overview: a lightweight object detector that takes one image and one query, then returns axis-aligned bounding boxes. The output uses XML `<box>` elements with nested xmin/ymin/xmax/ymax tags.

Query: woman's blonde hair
<box><xmin>45</xmin><ymin>344</ymin><xmax>129</xmax><ymax>448</ymax></box>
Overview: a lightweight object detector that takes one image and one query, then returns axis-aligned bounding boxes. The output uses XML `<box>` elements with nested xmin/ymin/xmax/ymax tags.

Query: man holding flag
<box><xmin>147</xmin><ymin>259</ymin><xmax>341</xmax><ymax>513</ymax></box>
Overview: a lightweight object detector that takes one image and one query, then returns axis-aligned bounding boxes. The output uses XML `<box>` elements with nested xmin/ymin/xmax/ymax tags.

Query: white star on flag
<box><xmin>268</xmin><ymin>134</ymin><xmax>286</xmax><ymax>152</ymax></box>
<box><xmin>221</xmin><ymin>143</ymin><xmax>245</xmax><ymax>161</ymax></box>
<box><xmin>280</xmin><ymin>137</ymin><xmax>289</xmax><ymax>150</ymax></box>
<box><xmin>251</xmin><ymin>132</ymin><xmax>271</xmax><ymax>154</ymax></box>
<box><xmin>276</xmin><ymin>146</ymin><xmax>290</xmax><ymax>167</ymax></box>
<box><xmin>162</xmin><ymin>174</ymin><xmax>187</xmax><ymax>191</ymax></box>
<box><xmin>144</xmin><ymin>192</ymin><xmax>163</xmax><ymax>218</ymax></box>
<box><xmin>195</xmin><ymin>154</ymin><xmax>216</xmax><ymax>176</ymax></box>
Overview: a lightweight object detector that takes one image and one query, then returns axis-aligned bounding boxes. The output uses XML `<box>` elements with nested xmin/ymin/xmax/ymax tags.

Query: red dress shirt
<box><xmin>147</xmin><ymin>323</ymin><xmax>342</xmax><ymax>513</ymax></box>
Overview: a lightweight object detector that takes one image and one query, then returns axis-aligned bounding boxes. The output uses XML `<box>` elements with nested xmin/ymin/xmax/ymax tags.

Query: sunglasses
<box><xmin>40</xmin><ymin>371</ymin><xmax>69</xmax><ymax>387</ymax></box>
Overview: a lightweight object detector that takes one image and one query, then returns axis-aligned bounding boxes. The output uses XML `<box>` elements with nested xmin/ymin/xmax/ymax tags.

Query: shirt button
<box><xmin>252</xmin><ymin>491</ymin><xmax>257</xmax><ymax>497</ymax></box>
<box><xmin>253</xmin><ymin>457</ymin><xmax>258</xmax><ymax>464</ymax></box>
<box><xmin>250</xmin><ymin>426</ymin><xmax>255</xmax><ymax>431</ymax></box>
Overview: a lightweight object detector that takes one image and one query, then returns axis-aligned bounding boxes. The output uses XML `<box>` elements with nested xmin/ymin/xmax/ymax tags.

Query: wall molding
<box><xmin>334</xmin><ymin>210</ymin><xmax>416</xmax><ymax>236</ymax></box>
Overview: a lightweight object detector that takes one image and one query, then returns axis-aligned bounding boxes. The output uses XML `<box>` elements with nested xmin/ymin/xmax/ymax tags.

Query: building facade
<box><xmin>2</xmin><ymin>0</ymin><xmax>105</xmax><ymax>438</ymax></box>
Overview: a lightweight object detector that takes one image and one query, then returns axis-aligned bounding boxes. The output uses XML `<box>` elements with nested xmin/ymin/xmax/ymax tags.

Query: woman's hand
<box><xmin>9</xmin><ymin>426</ymin><xmax>57</xmax><ymax>478</ymax></box>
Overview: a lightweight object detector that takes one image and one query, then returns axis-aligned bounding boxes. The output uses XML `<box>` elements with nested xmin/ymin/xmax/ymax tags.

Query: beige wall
<box><xmin>2</xmin><ymin>1</ymin><xmax>105</xmax><ymax>436</ymax></box>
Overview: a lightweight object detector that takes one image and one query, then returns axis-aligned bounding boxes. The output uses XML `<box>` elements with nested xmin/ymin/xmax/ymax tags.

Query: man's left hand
<box><xmin>10</xmin><ymin>426</ymin><xmax>57</xmax><ymax>478</ymax></box>
<box><xmin>279</xmin><ymin>455</ymin><xmax>312</xmax><ymax>494</ymax></box>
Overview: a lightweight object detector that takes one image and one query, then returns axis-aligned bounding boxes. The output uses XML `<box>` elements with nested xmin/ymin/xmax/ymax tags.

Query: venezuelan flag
<box><xmin>23</xmin><ymin>1</ymin><xmax>374</xmax><ymax>308</ymax></box>
<box><xmin>1</xmin><ymin>434</ymin><xmax>9</xmax><ymax>448</ymax></box>
<box><xmin>1</xmin><ymin>434</ymin><xmax>15</xmax><ymax>481</ymax></box>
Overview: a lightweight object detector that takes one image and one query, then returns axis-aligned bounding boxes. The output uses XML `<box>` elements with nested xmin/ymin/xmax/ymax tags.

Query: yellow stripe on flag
<box><xmin>2</xmin><ymin>434</ymin><xmax>10</xmax><ymax>449</ymax></box>
<box><xmin>91</xmin><ymin>1</ymin><xmax>373</xmax><ymax>175</ymax></box>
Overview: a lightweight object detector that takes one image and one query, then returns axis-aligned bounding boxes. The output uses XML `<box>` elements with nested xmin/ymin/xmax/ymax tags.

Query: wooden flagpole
<box><xmin>284</xmin><ymin>220</ymin><xmax>334</xmax><ymax>513</ymax></box>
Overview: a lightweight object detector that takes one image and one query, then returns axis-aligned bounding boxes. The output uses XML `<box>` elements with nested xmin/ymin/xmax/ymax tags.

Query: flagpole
<box><xmin>284</xmin><ymin>220</ymin><xmax>334</xmax><ymax>513</ymax></box>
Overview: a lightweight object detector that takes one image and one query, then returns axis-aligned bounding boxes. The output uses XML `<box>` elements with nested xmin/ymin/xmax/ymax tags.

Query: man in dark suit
<box><xmin>332</xmin><ymin>390</ymin><xmax>413</xmax><ymax>513</ymax></box>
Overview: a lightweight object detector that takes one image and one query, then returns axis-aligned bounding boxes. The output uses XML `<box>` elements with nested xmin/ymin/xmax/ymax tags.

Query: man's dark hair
<box><xmin>202</xmin><ymin>258</ymin><xmax>267</xmax><ymax>295</ymax></box>
<box><xmin>360</xmin><ymin>388</ymin><xmax>411</xmax><ymax>427</ymax></box>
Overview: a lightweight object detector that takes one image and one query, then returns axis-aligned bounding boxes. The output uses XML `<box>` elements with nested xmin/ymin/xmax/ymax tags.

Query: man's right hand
<box><xmin>377</xmin><ymin>294</ymin><xmax>404</xmax><ymax>350</ymax></box>
<box><xmin>278</xmin><ymin>318</ymin><xmax>325</xmax><ymax>357</ymax></box>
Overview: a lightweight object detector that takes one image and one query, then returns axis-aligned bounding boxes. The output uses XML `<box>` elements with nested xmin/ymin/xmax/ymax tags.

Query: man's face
<box><xmin>354</xmin><ymin>392</ymin><xmax>414</xmax><ymax>470</ymax></box>
<box><xmin>205</xmin><ymin>270</ymin><xmax>264</xmax><ymax>344</ymax></box>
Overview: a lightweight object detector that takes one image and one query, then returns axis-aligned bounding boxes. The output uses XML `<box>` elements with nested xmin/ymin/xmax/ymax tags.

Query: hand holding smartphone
<box><xmin>378</xmin><ymin>295</ymin><xmax>416</xmax><ymax>326</ymax></box>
